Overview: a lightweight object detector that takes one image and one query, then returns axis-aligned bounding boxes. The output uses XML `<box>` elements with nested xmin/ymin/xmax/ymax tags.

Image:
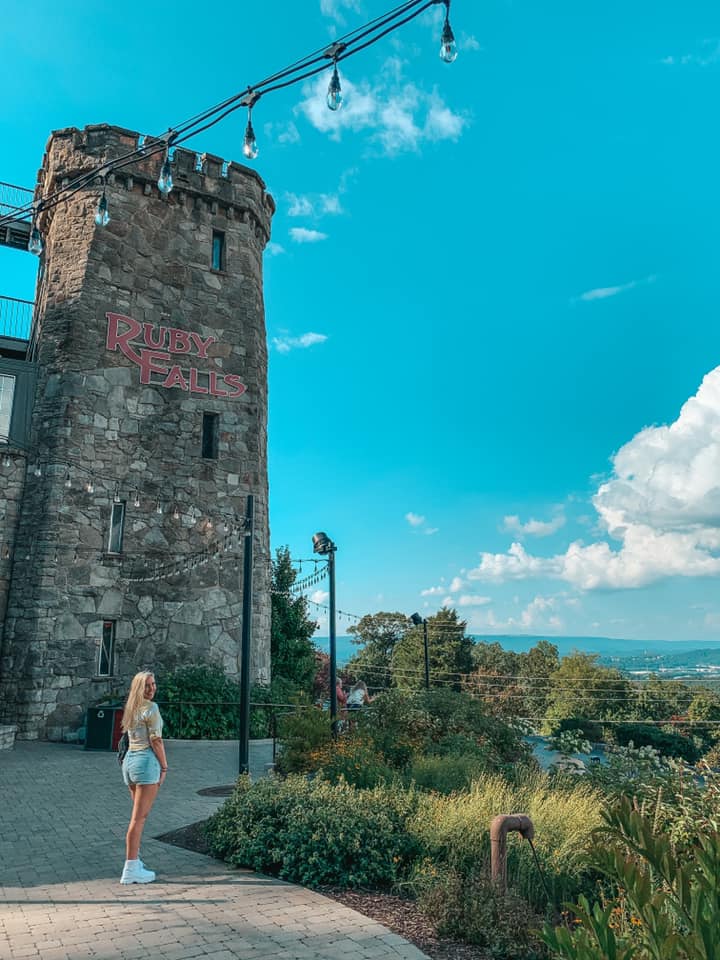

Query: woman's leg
<box><xmin>126</xmin><ymin>783</ymin><xmax>159</xmax><ymax>860</ymax></box>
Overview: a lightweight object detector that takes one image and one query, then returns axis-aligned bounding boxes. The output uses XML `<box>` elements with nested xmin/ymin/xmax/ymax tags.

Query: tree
<box><xmin>545</xmin><ymin>651</ymin><xmax>633</xmax><ymax>728</ymax></box>
<box><xmin>518</xmin><ymin>639</ymin><xmax>560</xmax><ymax>720</ymax></box>
<box><xmin>345</xmin><ymin>611</ymin><xmax>409</xmax><ymax>690</ymax></box>
<box><xmin>392</xmin><ymin>607</ymin><xmax>474</xmax><ymax>690</ymax></box>
<box><xmin>270</xmin><ymin>547</ymin><xmax>318</xmax><ymax>693</ymax></box>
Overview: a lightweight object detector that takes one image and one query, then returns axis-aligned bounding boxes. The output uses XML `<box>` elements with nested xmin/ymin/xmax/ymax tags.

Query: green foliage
<box><xmin>274</xmin><ymin>706</ymin><xmax>332</xmax><ymax>774</ymax></box>
<box><xmin>392</xmin><ymin>608</ymin><xmax>474</xmax><ymax>690</ymax></box>
<box><xmin>543</xmin><ymin>798</ymin><xmax>720</xmax><ymax>960</ymax></box>
<box><xmin>545</xmin><ymin>653</ymin><xmax>633</xmax><ymax>726</ymax></box>
<box><xmin>249</xmin><ymin>677</ymin><xmax>310</xmax><ymax>738</ymax></box>
<box><xmin>346</xmin><ymin>611</ymin><xmax>409</xmax><ymax>690</ymax></box>
<box><xmin>312</xmin><ymin>739</ymin><xmax>398</xmax><ymax>789</ymax></box>
<box><xmin>419</xmin><ymin>870</ymin><xmax>548</xmax><ymax>958</ymax></box>
<box><xmin>552</xmin><ymin>717</ymin><xmax>604</xmax><ymax>743</ymax></box>
<box><xmin>408</xmin><ymin>771</ymin><xmax>603</xmax><ymax>910</ymax></box>
<box><xmin>271</xmin><ymin>547</ymin><xmax>318</xmax><ymax>693</ymax></box>
<box><xmin>156</xmin><ymin>664</ymin><xmax>240</xmax><ymax>739</ymax></box>
<box><xmin>612</xmin><ymin>722</ymin><xmax>700</xmax><ymax>762</ymax></box>
<box><xmin>405</xmin><ymin>754</ymin><xmax>490</xmax><ymax>794</ymax></box>
<box><xmin>357</xmin><ymin>688</ymin><xmax>530</xmax><ymax>774</ymax></box>
<box><xmin>205</xmin><ymin>775</ymin><xmax>421</xmax><ymax>888</ymax></box>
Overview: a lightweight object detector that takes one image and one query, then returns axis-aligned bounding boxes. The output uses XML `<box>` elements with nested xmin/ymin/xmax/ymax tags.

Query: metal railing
<box><xmin>0</xmin><ymin>181</ymin><xmax>33</xmax><ymax>221</ymax></box>
<box><xmin>0</xmin><ymin>296</ymin><xmax>33</xmax><ymax>341</ymax></box>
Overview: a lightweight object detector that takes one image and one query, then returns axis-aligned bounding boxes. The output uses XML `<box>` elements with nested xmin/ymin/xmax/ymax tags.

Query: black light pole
<box><xmin>410</xmin><ymin>612</ymin><xmax>430</xmax><ymax>690</ymax></box>
<box><xmin>238</xmin><ymin>495</ymin><xmax>254</xmax><ymax>774</ymax></box>
<box><xmin>313</xmin><ymin>531</ymin><xmax>337</xmax><ymax>732</ymax></box>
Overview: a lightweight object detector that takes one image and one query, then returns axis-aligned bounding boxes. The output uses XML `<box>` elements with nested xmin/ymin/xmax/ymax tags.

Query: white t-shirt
<box><xmin>347</xmin><ymin>689</ymin><xmax>366</xmax><ymax>708</ymax></box>
<box><xmin>128</xmin><ymin>701</ymin><xmax>163</xmax><ymax>751</ymax></box>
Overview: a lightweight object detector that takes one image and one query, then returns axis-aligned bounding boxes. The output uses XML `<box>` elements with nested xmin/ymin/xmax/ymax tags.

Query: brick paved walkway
<box><xmin>0</xmin><ymin>740</ymin><xmax>427</xmax><ymax>960</ymax></box>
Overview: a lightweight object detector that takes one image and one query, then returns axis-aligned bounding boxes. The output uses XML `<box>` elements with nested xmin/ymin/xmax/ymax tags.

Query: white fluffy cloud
<box><xmin>406</xmin><ymin>512</ymin><xmax>425</xmax><ymax>527</ymax></box>
<box><xmin>296</xmin><ymin>67</ymin><xmax>466</xmax><ymax>156</ymax></box>
<box><xmin>289</xmin><ymin>227</ymin><xmax>328</xmax><ymax>243</ymax></box>
<box><xmin>287</xmin><ymin>192</ymin><xmax>343</xmax><ymax>217</ymax></box>
<box><xmin>470</xmin><ymin>366</ymin><xmax>720</xmax><ymax>590</ymax></box>
<box><xmin>265</xmin><ymin>242</ymin><xmax>285</xmax><ymax>257</ymax></box>
<box><xmin>310</xmin><ymin>590</ymin><xmax>330</xmax><ymax>604</ymax></box>
<box><xmin>576</xmin><ymin>275</ymin><xmax>656</xmax><ymax>302</ymax></box>
<box><xmin>320</xmin><ymin>0</ymin><xmax>360</xmax><ymax>24</ymax></box>
<box><xmin>503</xmin><ymin>512</ymin><xmax>565</xmax><ymax>537</ymax></box>
<box><xmin>272</xmin><ymin>332</ymin><xmax>328</xmax><ymax>353</ymax></box>
<box><xmin>481</xmin><ymin>596</ymin><xmax>564</xmax><ymax>632</ymax></box>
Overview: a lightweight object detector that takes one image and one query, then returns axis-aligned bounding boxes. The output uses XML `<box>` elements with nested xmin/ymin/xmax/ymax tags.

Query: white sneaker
<box><xmin>120</xmin><ymin>860</ymin><xmax>156</xmax><ymax>884</ymax></box>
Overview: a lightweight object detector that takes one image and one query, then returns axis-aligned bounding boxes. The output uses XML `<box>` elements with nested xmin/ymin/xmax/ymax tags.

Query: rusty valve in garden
<box><xmin>490</xmin><ymin>814</ymin><xmax>535</xmax><ymax>893</ymax></box>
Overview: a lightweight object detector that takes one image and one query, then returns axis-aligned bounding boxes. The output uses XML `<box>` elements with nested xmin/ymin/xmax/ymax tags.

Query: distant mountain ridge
<box><xmin>320</xmin><ymin>633</ymin><xmax>720</xmax><ymax>670</ymax></box>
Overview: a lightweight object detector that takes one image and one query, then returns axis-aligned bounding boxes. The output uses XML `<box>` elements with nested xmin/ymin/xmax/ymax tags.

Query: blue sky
<box><xmin>3</xmin><ymin>0</ymin><xmax>720</xmax><ymax>642</ymax></box>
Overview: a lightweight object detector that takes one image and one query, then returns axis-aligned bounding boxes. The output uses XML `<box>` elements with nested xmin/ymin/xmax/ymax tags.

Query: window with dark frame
<box><xmin>202</xmin><ymin>412</ymin><xmax>219</xmax><ymax>459</ymax></box>
<box><xmin>107</xmin><ymin>501</ymin><xmax>126</xmax><ymax>554</ymax></box>
<box><xmin>211</xmin><ymin>230</ymin><xmax>225</xmax><ymax>271</ymax></box>
<box><xmin>98</xmin><ymin>620</ymin><xmax>116</xmax><ymax>677</ymax></box>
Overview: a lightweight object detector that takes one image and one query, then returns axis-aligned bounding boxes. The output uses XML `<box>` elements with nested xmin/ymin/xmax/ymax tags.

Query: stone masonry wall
<box><xmin>0</xmin><ymin>125</ymin><xmax>274</xmax><ymax>739</ymax></box>
<box><xmin>0</xmin><ymin>448</ymin><xmax>27</xmax><ymax>651</ymax></box>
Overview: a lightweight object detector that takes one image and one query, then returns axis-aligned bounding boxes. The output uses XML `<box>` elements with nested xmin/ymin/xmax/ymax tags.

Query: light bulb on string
<box><xmin>64</xmin><ymin>469</ymin><xmax>72</xmax><ymax>488</ymax></box>
<box><xmin>156</xmin><ymin>499</ymin><xmax>163</xmax><ymax>515</ymax></box>
<box><xmin>133</xmin><ymin>490</ymin><xmax>140</xmax><ymax>508</ymax></box>
<box><xmin>113</xmin><ymin>483</ymin><xmax>120</xmax><ymax>503</ymax></box>
<box><xmin>326</xmin><ymin>63</ymin><xmax>343</xmax><ymax>111</ymax></box>
<box><xmin>439</xmin><ymin>2</ymin><xmax>458</xmax><ymax>63</ymax></box>
<box><xmin>158</xmin><ymin>149</ymin><xmax>174</xmax><ymax>195</ymax></box>
<box><xmin>28</xmin><ymin>216</ymin><xmax>43</xmax><ymax>255</ymax></box>
<box><xmin>173</xmin><ymin>505</ymin><xmax>180</xmax><ymax>521</ymax></box>
<box><xmin>95</xmin><ymin>188</ymin><xmax>110</xmax><ymax>227</ymax></box>
<box><xmin>243</xmin><ymin>112</ymin><xmax>259</xmax><ymax>161</ymax></box>
<box><xmin>33</xmin><ymin>465</ymin><xmax>42</xmax><ymax>477</ymax></box>
<box><xmin>85</xmin><ymin>476</ymin><xmax>95</xmax><ymax>494</ymax></box>
<box><xmin>2</xmin><ymin>454</ymin><xmax>10</xmax><ymax>467</ymax></box>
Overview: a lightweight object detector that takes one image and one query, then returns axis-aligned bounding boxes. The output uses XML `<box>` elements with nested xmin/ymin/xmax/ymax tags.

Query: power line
<box><xmin>2</xmin><ymin>0</ymin><xmax>457</xmax><ymax>236</ymax></box>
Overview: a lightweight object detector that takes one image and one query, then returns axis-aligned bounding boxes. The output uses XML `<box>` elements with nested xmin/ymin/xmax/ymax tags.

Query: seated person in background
<box><xmin>336</xmin><ymin>682</ymin><xmax>347</xmax><ymax>710</ymax></box>
<box><xmin>347</xmin><ymin>680</ymin><xmax>373</xmax><ymax>710</ymax></box>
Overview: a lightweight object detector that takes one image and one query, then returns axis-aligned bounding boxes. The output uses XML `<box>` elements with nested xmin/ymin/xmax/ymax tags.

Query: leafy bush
<box><xmin>552</xmin><ymin>718</ymin><xmax>604</xmax><ymax>743</ymax></box>
<box><xmin>420</xmin><ymin>869</ymin><xmax>547</xmax><ymax>958</ymax></box>
<box><xmin>157</xmin><ymin>664</ymin><xmax>240</xmax><ymax>739</ymax></box>
<box><xmin>543</xmin><ymin>798</ymin><xmax>720</xmax><ymax>959</ymax></box>
<box><xmin>357</xmin><ymin>688</ymin><xmax>529</xmax><ymax>773</ymax></box>
<box><xmin>205</xmin><ymin>775</ymin><xmax>421</xmax><ymax>888</ymax></box>
<box><xmin>274</xmin><ymin>706</ymin><xmax>333</xmax><ymax>774</ymax></box>
<box><xmin>405</xmin><ymin>754</ymin><xmax>489</xmax><ymax>794</ymax></box>
<box><xmin>612</xmin><ymin>722</ymin><xmax>700</xmax><ymax>762</ymax></box>
<box><xmin>310</xmin><ymin>739</ymin><xmax>398</xmax><ymax>789</ymax></box>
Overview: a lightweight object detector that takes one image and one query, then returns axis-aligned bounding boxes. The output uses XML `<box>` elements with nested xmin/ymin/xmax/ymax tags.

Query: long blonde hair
<box><xmin>122</xmin><ymin>671</ymin><xmax>154</xmax><ymax>731</ymax></box>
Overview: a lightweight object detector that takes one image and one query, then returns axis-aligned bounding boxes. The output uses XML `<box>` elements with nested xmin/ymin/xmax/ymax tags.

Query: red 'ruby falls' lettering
<box><xmin>105</xmin><ymin>312</ymin><xmax>246</xmax><ymax>400</ymax></box>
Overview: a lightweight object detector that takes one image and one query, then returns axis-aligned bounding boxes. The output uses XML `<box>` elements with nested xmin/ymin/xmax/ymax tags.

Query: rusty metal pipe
<box><xmin>490</xmin><ymin>814</ymin><xmax>535</xmax><ymax>892</ymax></box>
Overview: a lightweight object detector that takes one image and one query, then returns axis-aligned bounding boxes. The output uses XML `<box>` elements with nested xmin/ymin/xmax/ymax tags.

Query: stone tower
<box><xmin>0</xmin><ymin>124</ymin><xmax>274</xmax><ymax>739</ymax></box>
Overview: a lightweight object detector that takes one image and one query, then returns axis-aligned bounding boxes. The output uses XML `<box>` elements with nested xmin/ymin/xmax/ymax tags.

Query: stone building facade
<box><xmin>0</xmin><ymin>124</ymin><xmax>274</xmax><ymax>739</ymax></box>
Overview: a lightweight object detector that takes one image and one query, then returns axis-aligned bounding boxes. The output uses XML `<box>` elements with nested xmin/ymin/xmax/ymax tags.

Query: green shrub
<box><xmin>249</xmin><ymin>677</ymin><xmax>311</xmax><ymax>739</ymax></box>
<box><xmin>543</xmin><ymin>798</ymin><xmax>720</xmax><ymax>959</ymax></box>
<box><xmin>274</xmin><ymin>706</ymin><xmax>332</xmax><ymax>774</ymax></box>
<box><xmin>313</xmin><ymin>739</ymin><xmax>398</xmax><ymax>789</ymax></box>
<box><xmin>552</xmin><ymin>718</ymin><xmax>604</xmax><ymax>743</ymax></box>
<box><xmin>356</xmin><ymin>688</ymin><xmax>529</xmax><ymax>773</ymax></box>
<box><xmin>612</xmin><ymin>722</ymin><xmax>700</xmax><ymax>762</ymax></box>
<box><xmin>157</xmin><ymin>664</ymin><xmax>240</xmax><ymax>739</ymax></box>
<box><xmin>205</xmin><ymin>775</ymin><xmax>421</xmax><ymax>888</ymax></box>
<box><xmin>420</xmin><ymin>869</ymin><xmax>547</xmax><ymax>958</ymax></box>
<box><xmin>405</xmin><ymin>754</ymin><xmax>488</xmax><ymax>794</ymax></box>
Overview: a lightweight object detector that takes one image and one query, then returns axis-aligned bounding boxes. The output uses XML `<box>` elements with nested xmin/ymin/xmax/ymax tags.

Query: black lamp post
<box><xmin>312</xmin><ymin>531</ymin><xmax>337</xmax><ymax>731</ymax></box>
<box><xmin>238</xmin><ymin>495</ymin><xmax>254</xmax><ymax>774</ymax></box>
<box><xmin>410</xmin><ymin>612</ymin><xmax>430</xmax><ymax>690</ymax></box>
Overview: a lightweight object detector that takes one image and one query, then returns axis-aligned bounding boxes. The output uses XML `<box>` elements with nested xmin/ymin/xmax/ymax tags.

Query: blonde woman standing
<box><xmin>120</xmin><ymin>671</ymin><xmax>167</xmax><ymax>884</ymax></box>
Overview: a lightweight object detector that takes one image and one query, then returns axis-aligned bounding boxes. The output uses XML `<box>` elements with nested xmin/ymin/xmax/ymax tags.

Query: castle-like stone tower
<box><xmin>0</xmin><ymin>124</ymin><xmax>274</xmax><ymax>739</ymax></box>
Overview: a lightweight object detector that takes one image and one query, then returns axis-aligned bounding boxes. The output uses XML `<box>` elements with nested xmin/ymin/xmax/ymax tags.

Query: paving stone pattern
<box><xmin>0</xmin><ymin>740</ymin><xmax>428</xmax><ymax>960</ymax></box>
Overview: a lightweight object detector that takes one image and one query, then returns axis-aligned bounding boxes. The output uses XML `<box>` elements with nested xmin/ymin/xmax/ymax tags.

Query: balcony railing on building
<box><xmin>0</xmin><ymin>296</ymin><xmax>33</xmax><ymax>342</ymax></box>
<box><xmin>0</xmin><ymin>182</ymin><xmax>33</xmax><ymax>251</ymax></box>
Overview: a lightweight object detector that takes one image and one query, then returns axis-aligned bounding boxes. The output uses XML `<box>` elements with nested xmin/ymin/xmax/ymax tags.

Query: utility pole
<box><xmin>238</xmin><ymin>495</ymin><xmax>254</xmax><ymax>774</ymax></box>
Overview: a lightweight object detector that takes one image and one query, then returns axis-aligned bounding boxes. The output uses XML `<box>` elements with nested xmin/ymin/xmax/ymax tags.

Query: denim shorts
<box><xmin>122</xmin><ymin>748</ymin><xmax>161</xmax><ymax>786</ymax></box>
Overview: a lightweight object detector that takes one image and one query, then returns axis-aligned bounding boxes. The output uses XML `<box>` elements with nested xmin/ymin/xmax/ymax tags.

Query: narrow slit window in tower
<box><xmin>202</xmin><ymin>412</ymin><xmax>219</xmax><ymax>459</ymax></box>
<box><xmin>98</xmin><ymin>620</ymin><xmax>116</xmax><ymax>677</ymax></box>
<box><xmin>212</xmin><ymin>230</ymin><xmax>225</xmax><ymax>271</ymax></box>
<box><xmin>107</xmin><ymin>501</ymin><xmax>126</xmax><ymax>554</ymax></box>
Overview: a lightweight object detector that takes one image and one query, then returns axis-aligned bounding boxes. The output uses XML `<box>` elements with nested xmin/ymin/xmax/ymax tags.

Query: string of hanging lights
<box><xmin>0</xmin><ymin>0</ymin><xmax>459</xmax><ymax>250</ymax></box>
